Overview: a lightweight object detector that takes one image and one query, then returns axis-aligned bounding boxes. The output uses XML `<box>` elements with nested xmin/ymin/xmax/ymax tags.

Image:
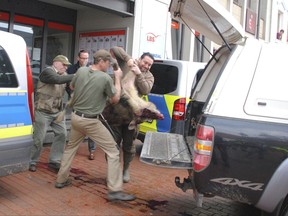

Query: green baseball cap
<box><xmin>53</xmin><ymin>55</ymin><xmax>71</xmax><ymax>65</ymax></box>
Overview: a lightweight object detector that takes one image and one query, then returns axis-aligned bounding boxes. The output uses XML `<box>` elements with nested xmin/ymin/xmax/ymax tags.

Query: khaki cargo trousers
<box><xmin>56</xmin><ymin>112</ymin><xmax>123</xmax><ymax>192</ymax></box>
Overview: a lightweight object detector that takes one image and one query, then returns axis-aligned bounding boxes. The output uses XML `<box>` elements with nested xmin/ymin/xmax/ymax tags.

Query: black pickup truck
<box><xmin>140</xmin><ymin>1</ymin><xmax>288</xmax><ymax>215</ymax></box>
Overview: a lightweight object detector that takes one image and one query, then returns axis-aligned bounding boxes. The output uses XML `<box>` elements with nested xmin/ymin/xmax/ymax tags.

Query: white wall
<box><xmin>133</xmin><ymin>0</ymin><xmax>172</xmax><ymax>59</ymax></box>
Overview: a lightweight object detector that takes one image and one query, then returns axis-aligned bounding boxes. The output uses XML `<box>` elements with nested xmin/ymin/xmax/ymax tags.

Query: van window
<box><xmin>0</xmin><ymin>46</ymin><xmax>18</xmax><ymax>87</ymax></box>
<box><xmin>150</xmin><ymin>64</ymin><xmax>178</xmax><ymax>94</ymax></box>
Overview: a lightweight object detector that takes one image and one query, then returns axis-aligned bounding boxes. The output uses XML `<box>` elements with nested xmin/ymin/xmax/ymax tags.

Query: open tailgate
<box><xmin>140</xmin><ymin>131</ymin><xmax>193</xmax><ymax>169</ymax></box>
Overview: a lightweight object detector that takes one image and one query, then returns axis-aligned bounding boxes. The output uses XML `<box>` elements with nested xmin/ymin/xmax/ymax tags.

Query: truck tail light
<box><xmin>172</xmin><ymin>98</ymin><xmax>186</xmax><ymax>120</ymax></box>
<box><xmin>26</xmin><ymin>50</ymin><xmax>34</xmax><ymax>122</ymax></box>
<box><xmin>193</xmin><ymin>124</ymin><xmax>214</xmax><ymax>172</ymax></box>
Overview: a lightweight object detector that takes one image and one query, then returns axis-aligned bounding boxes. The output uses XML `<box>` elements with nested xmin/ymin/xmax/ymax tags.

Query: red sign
<box><xmin>79</xmin><ymin>30</ymin><xmax>126</xmax><ymax>37</ymax></box>
<box><xmin>245</xmin><ymin>8</ymin><xmax>256</xmax><ymax>35</ymax></box>
<box><xmin>171</xmin><ymin>21</ymin><xmax>179</xmax><ymax>30</ymax></box>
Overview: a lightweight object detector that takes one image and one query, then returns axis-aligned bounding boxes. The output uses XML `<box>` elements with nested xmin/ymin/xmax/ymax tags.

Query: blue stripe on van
<box><xmin>0</xmin><ymin>92</ymin><xmax>32</xmax><ymax>126</ymax></box>
<box><xmin>147</xmin><ymin>94</ymin><xmax>171</xmax><ymax>132</ymax></box>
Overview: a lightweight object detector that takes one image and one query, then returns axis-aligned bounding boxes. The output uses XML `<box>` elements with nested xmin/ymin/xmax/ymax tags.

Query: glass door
<box><xmin>46</xmin><ymin>21</ymin><xmax>73</xmax><ymax>66</ymax></box>
<box><xmin>13</xmin><ymin>15</ymin><xmax>44</xmax><ymax>86</ymax></box>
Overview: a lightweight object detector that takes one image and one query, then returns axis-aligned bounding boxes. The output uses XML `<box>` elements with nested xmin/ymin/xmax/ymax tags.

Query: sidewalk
<box><xmin>0</xmin><ymin>140</ymin><xmax>261</xmax><ymax>216</ymax></box>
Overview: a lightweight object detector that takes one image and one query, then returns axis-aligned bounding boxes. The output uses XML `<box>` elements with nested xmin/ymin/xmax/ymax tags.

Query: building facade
<box><xmin>178</xmin><ymin>0</ymin><xmax>288</xmax><ymax>62</ymax></box>
<box><xmin>0</xmin><ymin>0</ymin><xmax>172</xmax><ymax>78</ymax></box>
<box><xmin>0</xmin><ymin>0</ymin><xmax>287</xmax><ymax>71</ymax></box>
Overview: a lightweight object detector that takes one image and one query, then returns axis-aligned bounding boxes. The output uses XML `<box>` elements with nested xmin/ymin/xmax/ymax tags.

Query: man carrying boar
<box><xmin>103</xmin><ymin>46</ymin><xmax>155</xmax><ymax>183</ymax></box>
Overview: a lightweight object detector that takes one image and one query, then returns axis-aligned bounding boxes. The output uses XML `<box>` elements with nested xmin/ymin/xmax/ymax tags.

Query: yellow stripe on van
<box><xmin>0</xmin><ymin>125</ymin><xmax>33</xmax><ymax>139</ymax></box>
<box><xmin>140</xmin><ymin>119</ymin><xmax>158</xmax><ymax>133</ymax></box>
<box><xmin>140</xmin><ymin>95</ymin><xmax>157</xmax><ymax>133</ymax></box>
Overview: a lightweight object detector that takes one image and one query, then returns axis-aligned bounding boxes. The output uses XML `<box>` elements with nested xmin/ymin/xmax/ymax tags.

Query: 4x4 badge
<box><xmin>211</xmin><ymin>178</ymin><xmax>264</xmax><ymax>191</ymax></box>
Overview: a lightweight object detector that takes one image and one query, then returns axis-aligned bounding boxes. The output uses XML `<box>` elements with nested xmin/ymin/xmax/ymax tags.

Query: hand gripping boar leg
<box><xmin>119</xmin><ymin>68</ymin><xmax>164</xmax><ymax>121</ymax></box>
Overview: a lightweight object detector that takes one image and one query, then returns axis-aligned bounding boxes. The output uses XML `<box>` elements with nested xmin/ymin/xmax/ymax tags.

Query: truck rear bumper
<box><xmin>140</xmin><ymin>131</ymin><xmax>205</xmax><ymax>207</ymax></box>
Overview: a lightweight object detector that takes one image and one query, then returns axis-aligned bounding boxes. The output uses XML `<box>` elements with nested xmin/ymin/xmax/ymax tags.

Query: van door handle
<box><xmin>257</xmin><ymin>102</ymin><xmax>266</xmax><ymax>106</ymax></box>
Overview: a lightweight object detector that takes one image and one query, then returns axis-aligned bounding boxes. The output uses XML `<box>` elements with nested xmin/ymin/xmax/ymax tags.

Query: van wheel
<box><xmin>279</xmin><ymin>196</ymin><xmax>288</xmax><ymax>216</ymax></box>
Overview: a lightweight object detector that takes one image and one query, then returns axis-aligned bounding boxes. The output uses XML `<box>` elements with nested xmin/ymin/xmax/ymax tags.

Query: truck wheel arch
<box><xmin>255</xmin><ymin>158</ymin><xmax>288</xmax><ymax>214</ymax></box>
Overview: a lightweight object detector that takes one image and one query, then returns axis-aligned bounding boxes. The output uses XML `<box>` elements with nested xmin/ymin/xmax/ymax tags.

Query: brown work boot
<box><xmin>88</xmin><ymin>152</ymin><xmax>94</xmax><ymax>160</ymax></box>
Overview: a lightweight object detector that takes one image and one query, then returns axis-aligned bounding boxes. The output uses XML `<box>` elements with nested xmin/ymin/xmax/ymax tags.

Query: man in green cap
<box><xmin>29</xmin><ymin>55</ymin><xmax>74</xmax><ymax>172</ymax></box>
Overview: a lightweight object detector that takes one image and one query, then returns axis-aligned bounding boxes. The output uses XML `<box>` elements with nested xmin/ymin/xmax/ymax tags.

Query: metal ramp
<box><xmin>140</xmin><ymin>131</ymin><xmax>193</xmax><ymax>169</ymax></box>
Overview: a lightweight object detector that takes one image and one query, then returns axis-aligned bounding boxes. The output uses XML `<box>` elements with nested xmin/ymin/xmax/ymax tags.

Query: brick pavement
<box><xmin>0</xmin><ymin>141</ymin><xmax>261</xmax><ymax>216</ymax></box>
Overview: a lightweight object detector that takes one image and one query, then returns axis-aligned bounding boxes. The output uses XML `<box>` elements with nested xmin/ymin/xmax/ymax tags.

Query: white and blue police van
<box><xmin>0</xmin><ymin>30</ymin><xmax>34</xmax><ymax>177</ymax></box>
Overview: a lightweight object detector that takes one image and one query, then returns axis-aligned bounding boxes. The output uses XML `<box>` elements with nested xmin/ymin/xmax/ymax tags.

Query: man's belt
<box><xmin>73</xmin><ymin>110</ymin><xmax>99</xmax><ymax>119</ymax></box>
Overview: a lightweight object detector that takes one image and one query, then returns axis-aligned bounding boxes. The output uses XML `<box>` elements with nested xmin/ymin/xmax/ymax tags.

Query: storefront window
<box><xmin>0</xmin><ymin>12</ymin><xmax>9</xmax><ymax>31</ymax></box>
<box><xmin>12</xmin><ymin>16</ymin><xmax>73</xmax><ymax>88</ymax></box>
<box><xmin>13</xmin><ymin>15</ymin><xmax>44</xmax><ymax>80</ymax></box>
<box><xmin>46</xmin><ymin>22</ymin><xmax>73</xmax><ymax>65</ymax></box>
